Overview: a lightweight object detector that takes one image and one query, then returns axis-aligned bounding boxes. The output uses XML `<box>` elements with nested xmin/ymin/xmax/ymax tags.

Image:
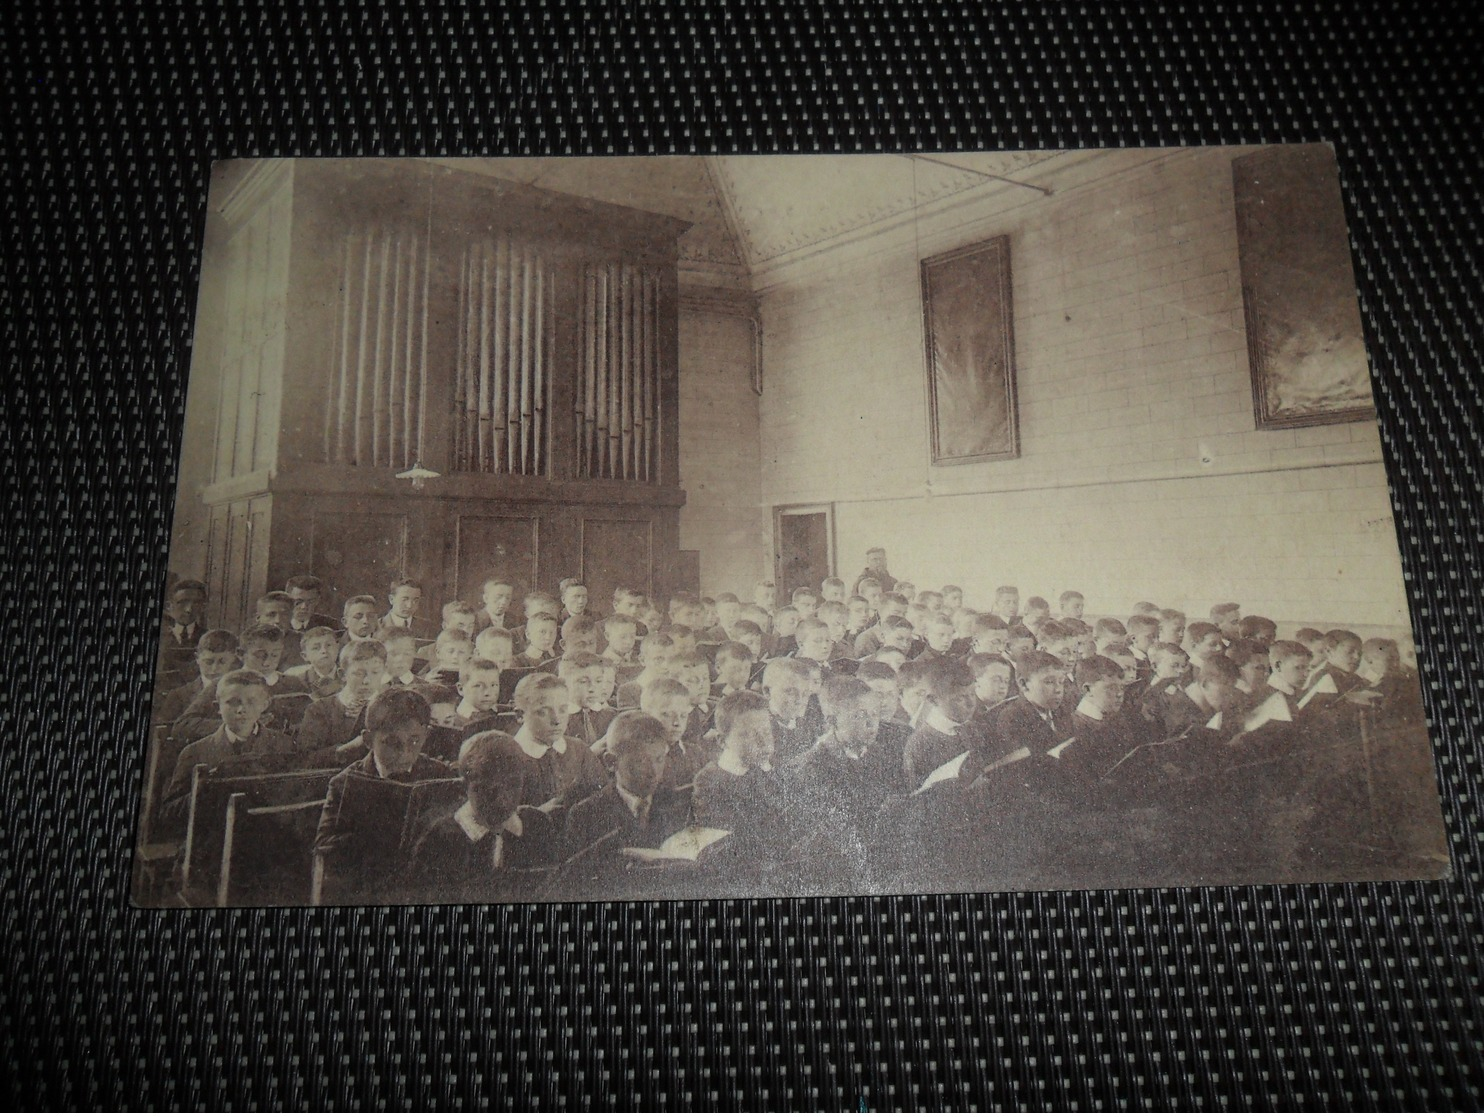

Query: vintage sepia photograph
<box><xmin>133</xmin><ymin>147</ymin><xmax>1447</xmax><ymax>909</ymax></box>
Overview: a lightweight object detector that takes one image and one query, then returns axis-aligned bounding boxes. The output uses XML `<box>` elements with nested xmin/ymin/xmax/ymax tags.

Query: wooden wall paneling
<box><xmin>581</xmin><ymin>516</ymin><xmax>656</xmax><ymax>607</ymax></box>
<box><xmin>206</xmin><ymin>504</ymin><xmax>231</xmax><ymax>628</ymax></box>
<box><xmin>453</xmin><ymin>513</ymin><xmax>541</xmax><ymax>603</ymax></box>
<box><xmin>308</xmin><ymin>506</ymin><xmax>410</xmax><ymax>614</ymax></box>
<box><xmin>246</xmin><ymin>495</ymin><xmax>273</xmax><ymax>619</ymax></box>
<box><xmin>224</xmin><ymin>500</ymin><xmax>252</xmax><ymax>632</ymax></box>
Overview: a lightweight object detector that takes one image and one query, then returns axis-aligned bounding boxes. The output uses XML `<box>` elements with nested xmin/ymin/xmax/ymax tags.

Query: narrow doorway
<box><xmin>774</xmin><ymin>504</ymin><xmax>835</xmax><ymax>601</ymax></box>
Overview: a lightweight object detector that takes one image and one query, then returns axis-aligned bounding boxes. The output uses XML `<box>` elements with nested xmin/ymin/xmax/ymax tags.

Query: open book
<box><xmin>622</xmin><ymin>826</ymin><xmax>731</xmax><ymax>863</ymax></box>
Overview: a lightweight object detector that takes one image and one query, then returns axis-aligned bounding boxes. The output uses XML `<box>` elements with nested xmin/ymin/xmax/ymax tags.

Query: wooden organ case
<box><xmin>194</xmin><ymin>160</ymin><xmax>690</xmax><ymax>628</ymax></box>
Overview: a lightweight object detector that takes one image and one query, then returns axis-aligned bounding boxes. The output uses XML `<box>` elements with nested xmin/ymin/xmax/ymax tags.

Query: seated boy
<box><xmin>1057</xmin><ymin>590</ymin><xmax>1085</xmax><ymax>621</ymax></box>
<box><xmin>285</xmin><ymin>626</ymin><xmax>343</xmax><ymax>699</ymax></box>
<box><xmin>751</xmin><ymin>580</ymin><xmax>777</xmax><ymax>616</ymax></box>
<box><xmin>941</xmin><ymin>585</ymin><xmax>964</xmax><ymax>613</ymax></box>
<box><xmin>560</xmin><ymin>580</ymin><xmax>595</xmax><ymax>624</ymax></box>
<box><xmin>1238</xmin><ymin>639</ymin><xmax>1313</xmax><ymax>734</ymax></box>
<box><xmin>475</xmin><ymin>578</ymin><xmax>516</xmax><ymax>632</ymax></box>
<box><xmin>615</xmin><ymin>632</ymin><xmax>675</xmax><ymax>709</ymax></box>
<box><xmin>902</xmin><ymin>659</ymin><xmax>982</xmax><ymax>787</ymax></box>
<box><xmin>1151</xmin><ymin>652</ymin><xmax>1244</xmax><ymax>740</ymax></box>
<box><xmin>1004</xmin><ymin>624</ymin><xmax>1036</xmax><ymax>660</ymax></box>
<box><xmin>609</xmin><ymin>585</ymin><xmax>649</xmax><ymax>637</ymax></box>
<box><xmin>691</xmin><ymin>690</ymin><xmax>784</xmax><ymax>843</ymax></box>
<box><xmin>560</xmin><ymin>711</ymin><xmax>691</xmax><ymax>870</ymax></box>
<box><xmin>1157</xmin><ymin>608</ymin><xmax>1186</xmax><ymax>648</ymax></box>
<box><xmin>711</xmin><ymin>641</ymin><xmax>756</xmax><ymax>700</ymax></box>
<box><xmin>601</xmin><ymin>612</ymin><xmax>643</xmax><ymax>667</ymax></box>
<box><xmin>1210</xmin><ymin>602</ymin><xmax>1242</xmax><ymax>643</ymax></box>
<box><xmin>855</xmin><ymin>576</ymin><xmax>883</xmax><ymax>619</ymax></box>
<box><xmin>516</xmin><ymin>612</ymin><xmax>560</xmax><ymax>668</ymax></box>
<box><xmin>1021</xmin><ymin>596</ymin><xmax>1051</xmax><ymax>629</ymax></box>
<box><xmin>253</xmin><ymin>591</ymin><xmax>303</xmax><ymax>668</ymax></box>
<box><xmin>155</xmin><ymin>629</ymin><xmax>239</xmax><ymax>731</ymax></box>
<box><xmin>407</xmin><ymin>729</ymin><xmax>561</xmax><ymax>904</ymax></box>
<box><xmin>820</xmin><ymin>576</ymin><xmax>847</xmax><ymax>605</ymax></box>
<box><xmin>339</xmin><ymin>595</ymin><xmax>382</xmax><ymax>646</ymax></box>
<box><xmin>313</xmin><ymin>688</ymin><xmax>455</xmax><ymax>904</ymax></box>
<box><xmin>1124</xmin><ymin>614</ymin><xmax>1160</xmax><ymax>673</ymax></box>
<box><xmin>770</xmin><ymin>606</ymin><xmax>801</xmax><ymax>659</ymax></box>
<box><xmin>441</xmin><ymin>658</ymin><xmax>506</xmax><ymax>733</ymax></box>
<box><xmin>989</xmin><ymin>649</ymin><xmax>1071</xmax><ymax>758</ymax></box>
<box><xmin>791</xmin><ymin>617</ymin><xmax>835</xmax><ymax>671</ymax></box>
<box><xmin>509</xmin><ymin>673</ymin><xmax>607</xmax><ymax>809</ymax></box>
<box><xmin>1065</xmin><ymin>654</ymin><xmax>1137</xmax><ymax>779</ymax></box>
<box><xmin>1183</xmin><ymin>621</ymin><xmax>1224</xmax><ymax>677</ymax></box>
<box><xmin>663</xmin><ymin>623</ymin><xmax>699</xmax><ymax>660</ymax></box>
<box><xmin>559</xmin><ymin>614</ymin><xmax>602</xmax><ymax>658</ymax></box>
<box><xmin>761</xmin><ymin>657</ymin><xmax>822</xmax><ymax>766</ymax></box>
<box><xmin>158</xmin><ymin>669</ymin><xmax>303</xmax><ymax>836</ymax></box>
<box><xmin>968</xmin><ymin>613</ymin><xmax>1010</xmax><ymax>657</ymax></box>
<box><xmin>852</xmin><ymin>593</ymin><xmax>908</xmax><ymax>657</ymax></box>
<box><xmin>156</xmin><ymin>578</ymin><xmax>209</xmax><ymax>693</ymax></box>
<box><xmin>894</xmin><ymin>659</ymin><xmax>935</xmax><ymax>728</ymax></box>
<box><xmin>297</xmin><ymin>640</ymin><xmax>387</xmax><ymax>757</ymax></box>
<box><xmin>1225</xmin><ymin>638</ymin><xmax>1270</xmax><ymax>698</ymax></box>
<box><xmin>521</xmin><ymin>591</ymin><xmax>562</xmax><ymax>637</ymax></box>
<box><xmin>1237</xmin><ymin>614</ymin><xmax>1278</xmax><ymax>650</ymax></box>
<box><xmin>670</xmin><ymin>649</ymin><xmax>716</xmax><ymax>737</ymax></box>
<box><xmin>705</xmin><ymin>593</ymin><xmax>742</xmax><ymax>645</ymax></box>
<box><xmin>640</xmin><ymin>676</ymin><xmax>719</xmax><ymax>792</ymax></box>
<box><xmin>789</xmin><ymin>587</ymin><xmax>820</xmax><ymax>622</ymax></box>
<box><xmin>561</xmin><ymin>652</ymin><xmax>618</xmax><ymax>747</ymax></box>
<box><xmin>1137</xmin><ymin>642</ymin><xmax>1193</xmax><ymax>735</ymax></box>
<box><xmin>421</xmin><ymin>627</ymin><xmax>475</xmax><ymax>688</ymax></box>
<box><xmin>966</xmin><ymin>652</ymin><xmax>1016</xmax><ymax>730</ymax></box>
<box><xmin>816</xmin><ymin>601</ymin><xmax>855</xmax><ymax>661</ymax></box>
<box><xmin>985</xmin><ymin>584</ymin><xmax>1020</xmax><ymax>628</ymax></box>
<box><xmin>844</xmin><ymin>595</ymin><xmax>872</xmax><ymax>641</ymax></box>
<box><xmin>234</xmin><ymin>622</ymin><xmax>311</xmax><ymax>736</ymax></box>
<box><xmin>1093</xmin><ymin>617</ymin><xmax>1128</xmax><ymax>655</ymax></box>
<box><xmin>381</xmin><ymin>629</ymin><xmax>454</xmax><ymax>706</ymax></box>
<box><xmin>912</xmin><ymin>613</ymin><xmax>955</xmax><ymax>663</ymax></box>
<box><xmin>784</xmin><ymin>676</ymin><xmax>905</xmax><ymax>856</ymax></box>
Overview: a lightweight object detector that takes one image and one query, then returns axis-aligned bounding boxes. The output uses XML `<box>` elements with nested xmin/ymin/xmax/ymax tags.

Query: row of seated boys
<box><xmin>148</xmin><ymin>571</ymin><xmax>1427</xmax><ymax>897</ymax></box>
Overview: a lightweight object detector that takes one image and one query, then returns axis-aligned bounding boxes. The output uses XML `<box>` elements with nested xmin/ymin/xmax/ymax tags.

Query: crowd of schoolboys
<box><xmin>147</xmin><ymin>547</ymin><xmax>1435</xmax><ymax>903</ymax></box>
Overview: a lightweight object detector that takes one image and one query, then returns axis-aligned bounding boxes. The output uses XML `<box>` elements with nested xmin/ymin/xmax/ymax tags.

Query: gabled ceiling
<box><xmin>436</xmin><ymin>151</ymin><xmax>1087</xmax><ymax>284</ymax></box>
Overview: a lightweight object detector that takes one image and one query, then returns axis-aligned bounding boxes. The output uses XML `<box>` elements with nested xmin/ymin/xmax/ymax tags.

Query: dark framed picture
<box><xmin>920</xmin><ymin>235</ymin><xmax>1020</xmax><ymax>465</ymax></box>
<box><xmin>1233</xmin><ymin>143</ymin><xmax>1378</xmax><ymax>430</ymax></box>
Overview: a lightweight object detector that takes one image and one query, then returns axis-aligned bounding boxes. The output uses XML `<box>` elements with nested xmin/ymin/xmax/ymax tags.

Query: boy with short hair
<box><xmin>422</xmin><ymin>628</ymin><xmax>475</xmax><ymax>688</ymax></box>
<box><xmin>382</xmin><ymin>577</ymin><xmax>435</xmax><ymax>640</ymax></box>
<box><xmin>1057</xmin><ymin>590</ymin><xmax>1085</xmax><ymax>621</ymax></box>
<box><xmin>231</xmin><ymin>622</ymin><xmax>312</xmax><ymax>736</ymax></box>
<box><xmin>691</xmin><ymin>690</ymin><xmax>784</xmax><ymax>845</ymax></box>
<box><xmin>641</xmin><ymin>676</ymin><xmax>719</xmax><ymax>792</ymax></box>
<box><xmin>1093</xmin><ymin>617</ymin><xmax>1128</xmax><ymax>654</ymax></box>
<box><xmin>820</xmin><ymin>577</ymin><xmax>847</xmax><ymax>605</ymax></box>
<box><xmin>1237</xmin><ymin>615</ymin><xmax>1278</xmax><ymax>649</ymax></box>
<box><xmin>903</xmin><ymin>659</ymin><xmax>981</xmax><ymax>786</ymax></box>
<box><xmin>159</xmin><ymin>669</ymin><xmax>302</xmax><ymax>835</ymax></box>
<box><xmin>1124</xmin><ymin>614</ymin><xmax>1160</xmax><ymax>672</ymax></box>
<box><xmin>712</xmin><ymin>642</ymin><xmax>756</xmax><ymax>699</ymax></box>
<box><xmin>615</xmin><ymin>632</ymin><xmax>676</xmax><ymax>709</ymax></box>
<box><xmin>298</xmin><ymin>640</ymin><xmax>387</xmax><ymax>756</ymax></box>
<box><xmin>852</xmin><ymin>593</ymin><xmax>910</xmax><ymax>657</ymax></box>
<box><xmin>407</xmin><ymin>730</ymin><xmax>561</xmax><ymax>904</ymax></box>
<box><xmin>559</xmin><ymin>580</ymin><xmax>594</xmax><ymax>625</ymax></box>
<box><xmin>668</xmin><ymin>650</ymin><xmax>715</xmax><ymax>741</ymax></box>
<box><xmin>1066</xmin><ymin>654</ymin><xmax>1136</xmax><ymax>778</ymax></box>
<box><xmin>313</xmin><ymin>688</ymin><xmax>454</xmax><ymax>904</ymax></box>
<box><xmin>771</xmin><ymin>605</ymin><xmax>802</xmax><ymax>659</ymax></box>
<box><xmin>444</xmin><ymin>658</ymin><xmax>506</xmax><ymax>734</ymax></box>
<box><xmin>561</xmin><ymin>652</ymin><xmax>618</xmax><ymax>747</ymax></box>
<box><xmin>381</xmin><ymin>628</ymin><xmax>453</xmax><ymax>706</ymax></box>
<box><xmin>663</xmin><ymin>623</ymin><xmax>699</xmax><ymax>659</ymax></box>
<box><xmin>561</xmin><ymin>711</ymin><xmax>690</xmax><ymax>864</ymax></box>
<box><xmin>789</xmin><ymin>587</ymin><xmax>819</xmax><ymax>622</ymax></box>
<box><xmin>157</xmin><ymin>578</ymin><xmax>209</xmax><ymax>692</ymax></box>
<box><xmin>560</xmin><ymin>614</ymin><xmax>602</xmax><ymax>657</ymax></box>
<box><xmin>339</xmin><ymin>595</ymin><xmax>382</xmax><ymax>645</ymax></box>
<box><xmin>509</xmin><ymin>673</ymin><xmax>607</xmax><ymax>809</ymax></box>
<box><xmin>731</xmin><ymin>619</ymin><xmax>766</xmax><ymax>663</ymax></box>
<box><xmin>844</xmin><ymin>595</ymin><xmax>872</xmax><ymax>641</ymax></box>
<box><xmin>601</xmin><ymin>613</ymin><xmax>642</xmax><ymax>667</ymax></box>
<box><xmin>1210</xmin><ymin>602</ymin><xmax>1242</xmax><ymax>642</ymax></box>
<box><xmin>1239</xmin><ymin>640</ymin><xmax>1313</xmax><ymax>736</ymax></box>
<box><xmin>914</xmin><ymin>613</ymin><xmax>956</xmax><ymax>663</ymax></box>
<box><xmin>752</xmin><ymin>580</ymin><xmax>777</xmax><ymax>616</ymax></box>
<box><xmin>1157</xmin><ymin>608</ymin><xmax>1186</xmax><ymax>648</ymax></box>
<box><xmin>791</xmin><ymin>617</ymin><xmax>835</xmax><ymax>669</ymax></box>
<box><xmin>989</xmin><ymin>649</ymin><xmax>1071</xmax><ymax>761</ymax></box>
<box><xmin>286</xmin><ymin>626</ymin><xmax>343</xmax><ymax>699</ymax></box>
<box><xmin>1005</xmin><ymin>624</ymin><xmax>1036</xmax><ymax>659</ymax></box>
<box><xmin>1183</xmin><ymin>621</ymin><xmax>1225</xmax><ymax>677</ymax></box>
<box><xmin>155</xmin><ymin>629</ymin><xmax>239</xmax><ymax>730</ymax></box>
<box><xmin>517</xmin><ymin>612</ymin><xmax>560</xmax><ymax>668</ymax></box>
<box><xmin>969</xmin><ymin>613</ymin><xmax>1010</xmax><ymax>657</ymax></box>
<box><xmin>668</xmin><ymin>592</ymin><xmax>704</xmax><ymax>630</ymax></box>
<box><xmin>761</xmin><ymin>657</ymin><xmax>821</xmax><ymax>766</ymax></box>
<box><xmin>706</xmin><ymin>593</ymin><xmax>743</xmax><ymax>645</ymax></box>
<box><xmin>1137</xmin><ymin>642</ymin><xmax>1193</xmax><ymax>734</ymax></box>
<box><xmin>894</xmin><ymin>659</ymin><xmax>936</xmax><ymax>728</ymax></box>
<box><xmin>1225</xmin><ymin>638</ymin><xmax>1270</xmax><ymax>697</ymax></box>
<box><xmin>476</xmin><ymin>578</ymin><xmax>516</xmax><ymax>632</ymax></box>
<box><xmin>816</xmin><ymin>600</ymin><xmax>854</xmax><ymax>660</ymax></box>
<box><xmin>1021</xmin><ymin>596</ymin><xmax>1051</xmax><ymax>629</ymax></box>
<box><xmin>942</xmin><ymin>585</ymin><xmax>964</xmax><ymax>612</ymax></box>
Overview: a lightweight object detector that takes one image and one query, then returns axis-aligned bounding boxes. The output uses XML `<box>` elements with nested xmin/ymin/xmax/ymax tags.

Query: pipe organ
<box><xmin>195</xmin><ymin>160</ymin><xmax>689</xmax><ymax>630</ymax></box>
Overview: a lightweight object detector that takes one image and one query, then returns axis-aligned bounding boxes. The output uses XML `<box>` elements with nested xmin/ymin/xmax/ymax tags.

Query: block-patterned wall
<box><xmin>758</xmin><ymin>148</ymin><xmax>1408</xmax><ymax>628</ymax></box>
<box><xmin>678</xmin><ymin>307</ymin><xmax>768</xmax><ymax>597</ymax></box>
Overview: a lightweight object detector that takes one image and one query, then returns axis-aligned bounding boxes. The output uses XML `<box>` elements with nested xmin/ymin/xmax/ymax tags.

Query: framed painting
<box><xmin>920</xmin><ymin>235</ymin><xmax>1020</xmax><ymax>464</ymax></box>
<box><xmin>1233</xmin><ymin>143</ymin><xmax>1378</xmax><ymax>429</ymax></box>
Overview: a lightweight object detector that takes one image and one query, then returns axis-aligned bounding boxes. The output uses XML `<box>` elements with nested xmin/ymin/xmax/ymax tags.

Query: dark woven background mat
<box><xmin>3</xmin><ymin>2</ymin><xmax>1481</xmax><ymax>1109</ymax></box>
